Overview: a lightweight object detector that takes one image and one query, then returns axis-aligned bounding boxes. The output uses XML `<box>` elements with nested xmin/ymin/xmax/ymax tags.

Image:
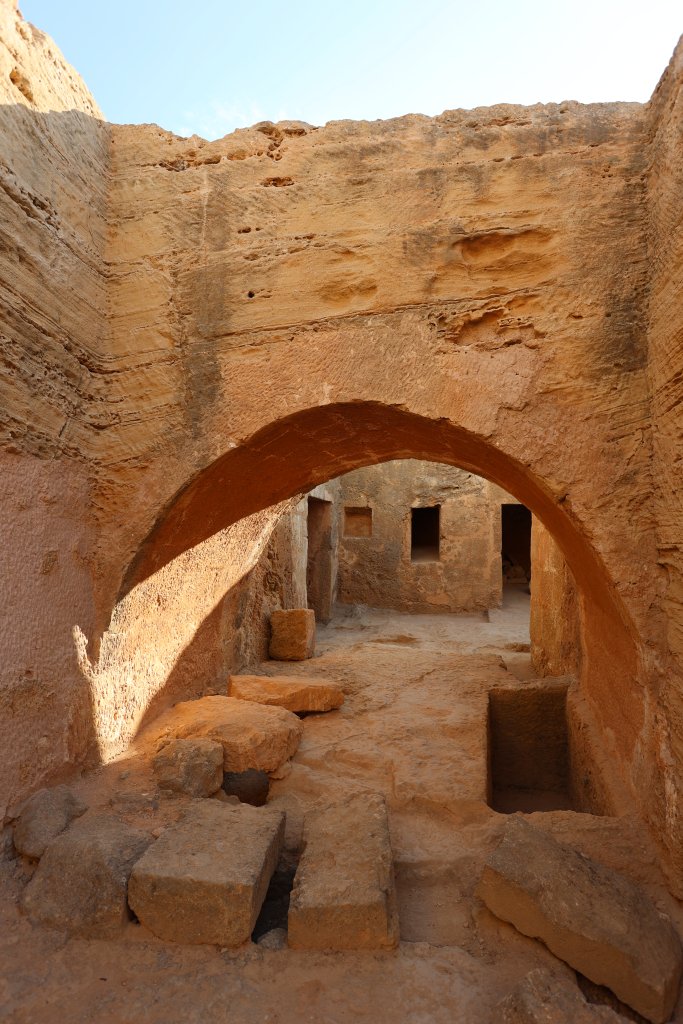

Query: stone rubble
<box><xmin>477</xmin><ymin>817</ymin><xmax>683</xmax><ymax>1024</ymax></box>
<box><xmin>128</xmin><ymin>800</ymin><xmax>285</xmax><ymax>946</ymax></box>
<box><xmin>288</xmin><ymin>792</ymin><xmax>399</xmax><ymax>951</ymax></box>
<box><xmin>229</xmin><ymin>673</ymin><xmax>344</xmax><ymax>712</ymax></box>
<box><xmin>142</xmin><ymin>695</ymin><xmax>303</xmax><ymax>773</ymax></box>
<box><xmin>12</xmin><ymin>784</ymin><xmax>87</xmax><ymax>859</ymax></box>
<box><xmin>21</xmin><ymin>815</ymin><xmax>152</xmax><ymax>938</ymax></box>
<box><xmin>269</xmin><ymin>609</ymin><xmax>316</xmax><ymax>661</ymax></box>
<box><xmin>153</xmin><ymin>737</ymin><xmax>224</xmax><ymax>797</ymax></box>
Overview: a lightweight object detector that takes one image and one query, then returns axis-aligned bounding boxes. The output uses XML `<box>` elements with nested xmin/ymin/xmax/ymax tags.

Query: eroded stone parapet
<box><xmin>13</xmin><ymin>784</ymin><xmax>87</xmax><ymax>859</ymax></box>
<box><xmin>153</xmin><ymin>738</ymin><xmax>224</xmax><ymax>797</ymax></box>
<box><xmin>229</xmin><ymin>674</ymin><xmax>344</xmax><ymax>713</ymax></box>
<box><xmin>22</xmin><ymin>816</ymin><xmax>152</xmax><ymax>937</ymax></box>
<box><xmin>477</xmin><ymin>818</ymin><xmax>682</xmax><ymax>1024</ymax></box>
<box><xmin>498</xmin><ymin>968</ymin><xmax>627</xmax><ymax>1023</ymax></box>
<box><xmin>144</xmin><ymin>696</ymin><xmax>303</xmax><ymax>773</ymax></box>
<box><xmin>288</xmin><ymin>792</ymin><xmax>399</xmax><ymax>951</ymax></box>
<box><xmin>269</xmin><ymin>609</ymin><xmax>315</xmax><ymax>661</ymax></box>
<box><xmin>128</xmin><ymin>801</ymin><xmax>285</xmax><ymax>946</ymax></box>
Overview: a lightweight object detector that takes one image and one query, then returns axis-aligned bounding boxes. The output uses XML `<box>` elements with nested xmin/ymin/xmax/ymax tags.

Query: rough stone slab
<box><xmin>498</xmin><ymin>968</ymin><xmax>627</xmax><ymax>1023</ymax></box>
<box><xmin>128</xmin><ymin>800</ymin><xmax>285</xmax><ymax>946</ymax></box>
<box><xmin>269</xmin><ymin>609</ymin><xmax>315</xmax><ymax>661</ymax></box>
<box><xmin>13</xmin><ymin>784</ymin><xmax>87</xmax><ymax>859</ymax></box>
<box><xmin>288</xmin><ymin>792</ymin><xmax>399</xmax><ymax>951</ymax></box>
<box><xmin>145</xmin><ymin>696</ymin><xmax>303</xmax><ymax>773</ymax></box>
<box><xmin>229</xmin><ymin>674</ymin><xmax>344</xmax><ymax>713</ymax></box>
<box><xmin>477</xmin><ymin>818</ymin><xmax>682</xmax><ymax>1024</ymax></box>
<box><xmin>22</xmin><ymin>816</ymin><xmax>152</xmax><ymax>937</ymax></box>
<box><xmin>153</xmin><ymin>737</ymin><xmax>223</xmax><ymax>796</ymax></box>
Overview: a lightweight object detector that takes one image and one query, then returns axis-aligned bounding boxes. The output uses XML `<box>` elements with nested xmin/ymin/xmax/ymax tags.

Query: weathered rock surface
<box><xmin>153</xmin><ymin>738</ymin><xmax>223</xmax><ymax>796</ymax></box>
<box><xmin>477</xmin><ymin>818</ymin><xmax>682</xmax><ymax>1023</ymax></box>
<box><xmin>229</xmin><ymin>674</ymin><xmax>344</xmax><ymax>712</ymax></box>
<box><xmin>222</xmin><ymin>768</ymin><xmax>270</xmax><ymax>806</ymax></box>
<box><xmin>144</xmin><ymin>696</ymin><xmax>303</xmax><ymax>773</ymax></box>
<box><xmin>13</xmin><ymin>784</ymin><xmax>87</xmax><ymax>859</ymax></box>
<box><xmin>269</xmin><ymin>610</ymin><xmax>316</xmax><ymax>661</ymax></box>
<box><xmin>498</xmin><ymin>968</ymin><xmax>627</xmax><ymax>1023</ymax></box>
<box><xmin>288</xmin><ymin>793</ymin><xmax>399</xmax><ymax>951</ymax></box>
<box><xmin>21</xmin><ymin>816</ymin><xmax>152</xmax><ymax>937</ymax></box>
<box><xmin>128</xmin><ymin>801</ymin><xmax>285</xmax><ymax>946</ymax></box>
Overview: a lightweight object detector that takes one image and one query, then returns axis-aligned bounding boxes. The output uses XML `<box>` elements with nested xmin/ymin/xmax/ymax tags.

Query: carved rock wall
<box><xmin>337</xmin><ymin>460</ymin><xmax>502</xmax><ymax>613</ymax></box>
<box><xmin>1</xmin><ymin>0</ymin><xmax>683</xmax><ymax>884</ymax></box>
<box><xmin>0</xmin><ymin>0</ymin><xmax>108</xmax><ymax>814</ymax></box>
<box><xmin>645</xmin><ymin>37</ymin><xmax>683</xmax><ymax>863</ymax></box>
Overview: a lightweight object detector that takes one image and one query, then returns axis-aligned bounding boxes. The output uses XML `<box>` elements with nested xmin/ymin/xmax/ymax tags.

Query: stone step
<box><xmin>229</xmin><ymin>673</ymin><xmax>344</xmax><ymax>713</ymax></box>
<box><xmin>128</xmin><ymin>800</ymin><xmax>285</xmax><ymax>946</ymax></box>
<box><xmin>287</xmin><ymin>792</ymin><xmax>399</xmax><ymax>951</ymax></box>
<box><xmin>477</xmin><ymin>817</ymin><xmax>682</xmax><ymax>1024</ymax></box>
<box><xmin>143</xmin><ymin>695</ymin><xmax>303</xmax><ymax>773</ymax></box>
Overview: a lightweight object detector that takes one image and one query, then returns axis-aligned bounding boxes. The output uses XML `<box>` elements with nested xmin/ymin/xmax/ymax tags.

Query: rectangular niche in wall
<box><xmin>344</xmin><ymin>506</ymin><xmax>373</xmax><ymax>538</ymax></box>
<box><xmin>487</xmin><ymin>683</ymin><xmax>575</xmax><ymax>813</ymax></box>
<box><xmin>410</xmin><ymin>505</ymin><xmax>440</xmax><ymax>562</ymax></box>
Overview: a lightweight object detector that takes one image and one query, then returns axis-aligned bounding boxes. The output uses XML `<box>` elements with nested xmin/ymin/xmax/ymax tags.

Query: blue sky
<box><xmin>20</xmin><ymin>1</ymin><xmax>682</xmax><ymax>139</ymax></box>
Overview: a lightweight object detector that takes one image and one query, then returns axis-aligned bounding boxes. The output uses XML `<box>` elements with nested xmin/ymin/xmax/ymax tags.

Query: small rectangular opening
<box><xmin>488</xmin><ymin>684</ymin><xmax>575</xmax><ymax>813</ymax></box>
<box><xmin>411</xmin><ymin>505</ymin><xmax>440</xmax><ymax>562</ymax></box>
<box><xmin>344</xmin><ymin>506</ymin><xmax>372</xmax><ymax>538</ymax></box>
<box><xmin>501</xmin><ymin>504</ymin><xmax>532</xmax><ymax>584</ymax></box>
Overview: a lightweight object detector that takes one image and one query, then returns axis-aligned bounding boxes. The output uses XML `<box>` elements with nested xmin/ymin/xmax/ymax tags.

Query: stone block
<box><xmin>144</xmin><ymin>696</ymin><xmax>302</xmax><ymax>773</ymax></box>
<box><xmin>269</xmin><ymin>609</ymin><xmax>315</xmax><ymax>661</ymax></box>
<box><xmin>22</xmin><ymin>815</ymin><xmax>152</xmax><ymax>937</ymax></box>
<box><xmin>498</xmin><ymin>968</ymin><xmax>626</xmax><ymax>1023</ymax></box>
<box><xmin>288</xmin><ymin>792</ymin><xmax>399</xmax><ymax>951</ymax></box>
<box><xmin>153</xmin><ymin>737</ymin><xmax>223</xmax><ymax>796</ymax></box>
<box><xmin>13</xmin><ymin>784</ymin><xmax>87</xmax><ymax>859</ymax></box>
<box><xmin>229</xmin><ymin>674</ymin><xmax>344</xmax><ymax>713</ymax></box>
<box><xmin>477</xmin><ymin>818</ymin><xmax>682</xmax><ymax>1024</ymax></box>
<box><xmin>128</xmin><ymin>800</ymin><xmax>285</xmax><ymax>946</ymax></box>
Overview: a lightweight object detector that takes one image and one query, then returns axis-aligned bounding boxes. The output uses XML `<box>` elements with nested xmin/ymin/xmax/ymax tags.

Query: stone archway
<box><xmin>96</xmin><ymin>402</ymin><xmax>650</xmax><ymax>849</ymax></box>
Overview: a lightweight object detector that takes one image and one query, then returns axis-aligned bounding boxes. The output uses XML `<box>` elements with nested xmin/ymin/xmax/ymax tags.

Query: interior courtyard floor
<box><xmin>1</xmin><ymin>593</ymin><xmax>681</xmax><ymax>1024</ymax></box>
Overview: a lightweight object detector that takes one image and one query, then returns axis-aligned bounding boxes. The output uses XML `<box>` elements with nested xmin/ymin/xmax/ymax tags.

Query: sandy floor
<box><xmin>1</xmin><ymin>593</ymin><xmax>681</xmax><ymax>1023</ymax></box>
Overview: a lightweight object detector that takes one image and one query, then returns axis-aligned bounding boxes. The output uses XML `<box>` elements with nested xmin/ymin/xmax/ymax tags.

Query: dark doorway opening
<box><xmin>501</xmin><ymin>504</ymin><xmax>531</xmax><ymax>584</ymax></box>
<box><xmin>411</xmin><ymin>505</ymin><xmax>440</xmax><ymax>562</ymax></box>
<box><xmin>307</xmin><ymin>497</ymin><xmax>333</xmax><ymax>624</ymax></box>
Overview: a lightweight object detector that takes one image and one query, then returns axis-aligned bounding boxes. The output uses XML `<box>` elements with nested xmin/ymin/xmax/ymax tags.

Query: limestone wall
<box><xmin>0</xmin><ymin>0</ymin><xmax>109</xmax><ymax>815</ymax></box>
<box><xmin>2</xmin><ymin>0</ymin><xmax>683</xmax><ymax>885</ymax></box>
<box><xmin>337</xmin><ymin>460</ymin><xmax>502</xmax><ymax>613</ymax></box>
<box><xmin>644</xmin><ymin>36</ymin><xmax>683</xmax><ymax>856</ymax></box>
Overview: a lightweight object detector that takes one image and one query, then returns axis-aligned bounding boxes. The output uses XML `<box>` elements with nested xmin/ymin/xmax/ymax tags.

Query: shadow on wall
<box><xmin>70</xmin><ymin>501</ymin><xmax>301</xmax><ymax>765</ymax></box>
